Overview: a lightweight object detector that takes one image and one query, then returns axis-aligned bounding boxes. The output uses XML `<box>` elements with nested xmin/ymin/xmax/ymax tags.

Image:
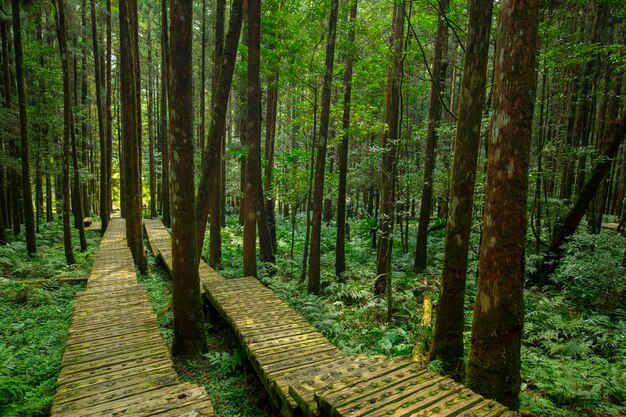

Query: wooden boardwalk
<box><xmin>144</xmin><ymin>219</ymin><xmax>514</xmax><ymax>417</ymax></box>
<box><xmin>52</xmin><ymin>218</ymin><xmax>214</xmax><ymax>417</ymax></box>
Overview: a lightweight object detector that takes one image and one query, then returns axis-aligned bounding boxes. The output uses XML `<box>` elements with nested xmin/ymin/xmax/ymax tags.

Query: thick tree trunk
<box><xmin>119</xmin><ymin>0</ymin><xmax>147</xmax><ymax>274</ymax></box>
<box><xmin>529</xmin><ymin>112</ymin><xmax>626</xmax><ymax>286</ymax></box>
<box><xmin>169</xmin><ymin>0</ymin><xmax>207</xmax><ymax>357</ymax></box>
<box><xmin>466</xmin><ymin>0</ymin><xmax>539</xmax><ymax>409</ymax></box>
<box><xmin>431</xmin><ymin>0</ymin><xmax>492</xmax><ymax>380</ymax></box>
<box><xmin>12</xmin><ymin>0</ymin><xmax>37</xmax><ymax>255</ymax></box>
<box><xmin>373</xmin><ymin>3</ymin><xmax>404</xmax><ymax>317</ymax></box>
<box><xmin>197</xmin><ymin>0</ymin><xmax>243</xmax><ymax>263</ymax></box>
<box><xmin>335</xmin><ymin>0</ymin><xmax>358</xmax><ymax>279</ymax></box>
<box><xmin>414</xmin><ymin>0</ymin><xmax>449</xmax><ymax>272</ymax></box>
<box><xmin>308</xmin><ymin>0</ymin><xmax>339</xmax><ymax>294</ymax></box>
<box><xmin>54</xmin><ymin>0</ymin><xmax>76</xmax><ymax>265</ymax></box>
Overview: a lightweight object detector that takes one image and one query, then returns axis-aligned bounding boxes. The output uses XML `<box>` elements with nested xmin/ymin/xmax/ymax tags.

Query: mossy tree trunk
<box><xmin>119</xmin><ymin>0</ymin><xmax>147</xmax><ymax>274</ymax></box>
<box><xmin>169</xmin><ymin>0</ymin><xmax>207</xmax><ymax>357</ymax></box>
<box><xmin>431</xmin><ymin>0</ymin><xmax>493</xmax><ymax>381</ymax></box>
<box><xmin>308</xmin><ymin>0</ymin><xmax>339</xmax><ymax>294</ymax></box>
<box><xmin>466</xmin><ymin>0</ymin><xmax>539</xmax><ymax>409</ymax></box>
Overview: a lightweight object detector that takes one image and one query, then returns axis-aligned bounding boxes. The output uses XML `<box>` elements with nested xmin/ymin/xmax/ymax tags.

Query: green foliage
<box><xmin>202</xmin><ymin>350</ymin><xmax>244</xmax><ymax>375</ymax></box>
<box><xmin>0</xmin><ymin>221</ymin><xmax>99</xmax><ymax>416</ymax></box>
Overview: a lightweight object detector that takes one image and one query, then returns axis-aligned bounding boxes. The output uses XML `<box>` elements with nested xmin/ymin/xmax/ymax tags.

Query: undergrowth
<box><xmin>139</xmin><ymin>251</ymin><xmax>272</xmax><ymax>417</ymax></box>
<box><xmin>0</xmin><ymin>220</ymin><xmax>100</xmax><ymax>416</ymax></box>
<box><xmin>216</xmin><ymin>214</ymin><xmax>626</xmax><ymax>417</ymax></box>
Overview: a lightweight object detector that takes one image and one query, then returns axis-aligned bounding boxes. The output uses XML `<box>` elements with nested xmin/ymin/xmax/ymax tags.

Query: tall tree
<box><xmin>196</xmin><ymin>0</ymin><xmax>243</xmax><ymax>263</ymax></box>
<box><xmin>466</xmin><ymin>0</ymin><xmax>539</xmax><ymax>408</ymax></box>
<box><xmin>12</xmin><ymin>0</ymin><xmax>36</xmax><ymax>255</ymax></box>
<box><xmin>373</xmin><ymin>2</ymin><xmax>404</xmax><ymax>321</ymax></box>
<box><xmin>160</xmin><ymin>0</ymin><xmax>171</xmax><ymax>227</ymax></box>
<box><xmin>414</xmin><ymin>0</ymin><xmax>450</xmax><ymax>272</ymax></box>
<box><xmin>335</xmin><ymin>0</ymin><xmax>358</xmax><ymax>278</ymax></box>
<box><xmin>169</xmin><ymin>0</ymin><xmax>207</xmax><ymax>357</ymax></box>
<box><xmin>119</xmin><ymin>0</ymin><xmax>147</xmax><ymax>274</ymax></box>
<box><xmin>243</xmin><ymin>0</ymin><xmax>262</xmax><ymax>277</ymax></box>
<box><xmin>206</xmin><ymin>0</ymin><xmax>227</xmax><ymax>267</ymax></box>
<box><xmin>105</xmin><ymin>0</ymin><xmax>112</xmax><ymax>215</ymax></box>
<box><xmin>0</xmin><ymin>11</ymin><xmax>10</xmax><ymax>246</ymax></box>
<box><xmin>431</xmin><ymin>0</ymin><xmax>493</xmax><ymax>380</ymax></box>
<box><xmin>308</xmin><ymin>0</ymin><xmax>339</xmax><ymax>294</ymax></box>
<box><xmin>147</xmin><ymin>7</ymin><xmax>157</xmax><ymax>218</ymax></box>
<box><xmin>53</xmin><ymin>0</ymin><xmax>76</xmax><ymax>265</ymax></box>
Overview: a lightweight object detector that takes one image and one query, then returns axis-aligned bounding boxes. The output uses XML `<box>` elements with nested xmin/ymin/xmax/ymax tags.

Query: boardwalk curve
<box><xmin>144</xmin><ymin>219</ymin><xmax>514</xmax><ymax>417</ymax></box>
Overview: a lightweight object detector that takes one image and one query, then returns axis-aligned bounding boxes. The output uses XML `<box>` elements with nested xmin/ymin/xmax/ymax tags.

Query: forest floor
<box><xmin>1</xmin><ymin>214</ymin><xmax>624</xmax><ymax>417</ymax></box>
<box><xmin>0</xmin><ymin>222</ymin><xmax>100</xmax><ymax>416</ymax></box>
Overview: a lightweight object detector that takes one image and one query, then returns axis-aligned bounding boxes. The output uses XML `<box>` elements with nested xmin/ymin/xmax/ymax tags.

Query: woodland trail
<box><xmin>145</xmin><ymin>219</ymin><xmax>514</xmax><ymax>417</ymax></box>
<box><xmin>51</xmin><ymin>218</ymin><xmax>214</xmax><ymax>417</ymax></box>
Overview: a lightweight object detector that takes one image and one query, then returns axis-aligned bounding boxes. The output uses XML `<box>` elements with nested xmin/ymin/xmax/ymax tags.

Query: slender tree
<box><xmin>466</xmin><ymin>0</ymin><xmax>539</xmax><ymax>408</ymax></box>
<box><xmin>119</xmin><ymin>0</ymin><xmax>147</xmax><ymax>274</ymax></box>
<box><xmin>169</xmin><ymin>0</ymin><xmax>207</xmax><ymax>357</ymax></box>
<box><xmin>160</xmin><ymin>0</ymin><xmax>171</xmax><ymax>227</ymax></box>
<box><xmin>308</xmin><ymin>0</ymin><xmax>339</xmax><ymax>294</ymax></box>
<box><xmin>53</xmin><ymin>0</ymin><xmax>76</xmax><ymax>265</ymax></box>
<box><xmin>148</xmin><ymin>8</ymin><xmax>157</xmax><ymax>218</ymax></box>
<box><xmin>335</xmin><ymin>0</ymin><xmax>358</xmax><ymax>278</ymax></box>
<box><xmin>414</xmin><ymin>0</ymin><xmax>449</xmax><ymax>272</ymax></box>
<box><xmin>12</xmin><ymin>0</ymin><xmax>36</xmax><ymax>255</ymax></box>
<box><xmin>243</xmin><ymin>0</ymin><xmax>262</xmax><ymax>277</ymax></box>
<box><xmin>0</xmin><ymin>12</ymin><xmax>10</xmax><ymax>246</ymax></box>
<box><xmin>196</xmin><ymin>0</ymin><xmax>243</xmax><ymax>262</ymax></box>
<box><xmin>374</xmin><ymin>2</ymin><xmax>404</xmax><ymax>321</ymax></box>
<box><xmin>431</xmin><ymin>0</ymin><xmax>493</xmax><ymax>380</ymax></box>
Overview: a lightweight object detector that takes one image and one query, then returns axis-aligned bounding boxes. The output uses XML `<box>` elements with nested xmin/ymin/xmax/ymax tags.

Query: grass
<box><xmin>0</xmin><ymin>220</ymin><xmax>100</xmax><ymax>416</ymax></box>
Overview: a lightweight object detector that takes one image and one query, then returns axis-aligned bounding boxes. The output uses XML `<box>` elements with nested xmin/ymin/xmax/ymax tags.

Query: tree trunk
<box><xmin>0</xmin><ymin>15</ymin><xmax>10</xmax><ymax>245</ymax></box>
<box><xmin>70</xmin><ymin>105</ymin><xmax>88</xmax><ymax>251</ymax></box>
<box><xmin>160</xmin><ymin>0</ymin><xmax>171</xmax><ymax>227</ymax></box>
<box><xmin>243</xmin><ymin>0</ymin><xmax>262</xmax><ymax>277</ymax></box>
<box><xmin>335</xmin><ymin>0</ymin><xmax>358</xmax><ymax>278</ymax></box>
<box><xmin>119</xmin><ymin>0</ymin><xmax>147</xmax><ymax>274</ymax></box>
<box><xmin>148</xmin><ymin>10</ymin><xmax>157</xmax><ymax>219</ymax></box>
<box><xmin>414</xmin><ymin>0</ymin><xmax>449</xmax><ymax>272</ymax></box>
<box><xmin>308</xmin><ymin>0</ymin><xmax>339</xmax><ymax>294</ymax></box>
<box><xmin>529</xmin><ymin>111</ymin><xmax>626</xmax><ymax>286</ymax></box>
<box><xmin>264</xmin><ymin>68</ymin><xmax>279</xmax><ymax>252</ymax></box>
<box><xmin>54</xmin><ymin>0</ymin><xmax>76</xmax><ymax>265</ymax></box>
<box><xmin>105</xmin><ymin>0</ymin><xmax>112</xmax><ymax>215</ymax></box>
<box><xmin>373</xmin><ymin>3</ymin><xmax>404</xmax><ymax>317</ymax></box>
<box><xmin>169</xmin><ymin>0</ymin><xmax>207</xmax><ymax>357</ymax></box>
<box><xmin>431</xmin><ymin>0</ymin><xmax>492</xmax><ymax>380</ymax></box>
<box><xmin>466</xmin><ymin>0</ymin><xmax>539</xmax><ymax>409</ymax></box>
<box><xmin>12</xmin><ymin>0</ymin><xmax>37</xmax><ymax>255</ymax></box>
<box><xmin>197</xmin><ymin>0</ymin><xmax>243</xmax><ymax>263</ymax></box>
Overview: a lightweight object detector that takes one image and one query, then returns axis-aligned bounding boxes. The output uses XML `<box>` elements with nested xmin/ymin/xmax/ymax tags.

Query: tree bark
<box><xmin>431</xmin><ymin>0</ymin><xmax>493</xmax><ymax>380</ymax></box>
<box><xmin>169</xmin><ymin>0</ymin><xmax>207</xmax><ymax>357</ymax></box>
<box><xmin>160</xmin><ymin>0</ymin><xmax>171</xmax><ymax>227</ymax></box>
<box><xmin>12</xmin><ymin>0</ymin><xmax>37</xmax><ymax>255</ymax></box>
<box><xmin>335</xmin><ymin>0</ymin><xmax>358</xmax><ymax>278</ymax></box>
<box><xmin>148</xmin><ymin>9</ymin><xmax>157</xmax><ymax>219</ymax></box>
<box><xmin>0</xmin><ymin>14</ymin><xmax>10</xmax><ymax>245</ymax></box>
<box><xmin>264</xmin><ymin>68</ymin><xmax>279</xmax><ymax>252</ymax></box>
<box><xmin>105</xmin><ymin>0</ymin><xmax>113</xmax><ymax>216</ymax></box>
<box><xmin>466</xmin><ymin>0</ymin><xmax>539</xmax><ymax>409</ymax></box>
<box><xmin>308</xmin><ymin>0</ymin><xmax>339</xmax><ymax>294</ymax></box>
<box><xmin>53</xmin><ymin>0</ymin><xmax>76</xmax><ymax>265</ymax></box>
<box><xmin>414</xmin><ymin>0</ymin><xmax>449</xmax><ymax>272</ymax></box>
<box><xmin>197</xmin><ymin>0</ymin><xmax>243</xmax><ymax>263</ymax></box>
<box><xmin>373</xmin><ymin>3</ymin><xmax>404</xmax><ymax>316</ymax></box>
<box><xmin>119</xmin><ymin>0</ymin><xmax>147</xmax><ymax>274</ymax></box>
<box><xmin>243</xmin><ymin>0</ymin><xmax>262</xmax><ymax>278</ymax></box>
